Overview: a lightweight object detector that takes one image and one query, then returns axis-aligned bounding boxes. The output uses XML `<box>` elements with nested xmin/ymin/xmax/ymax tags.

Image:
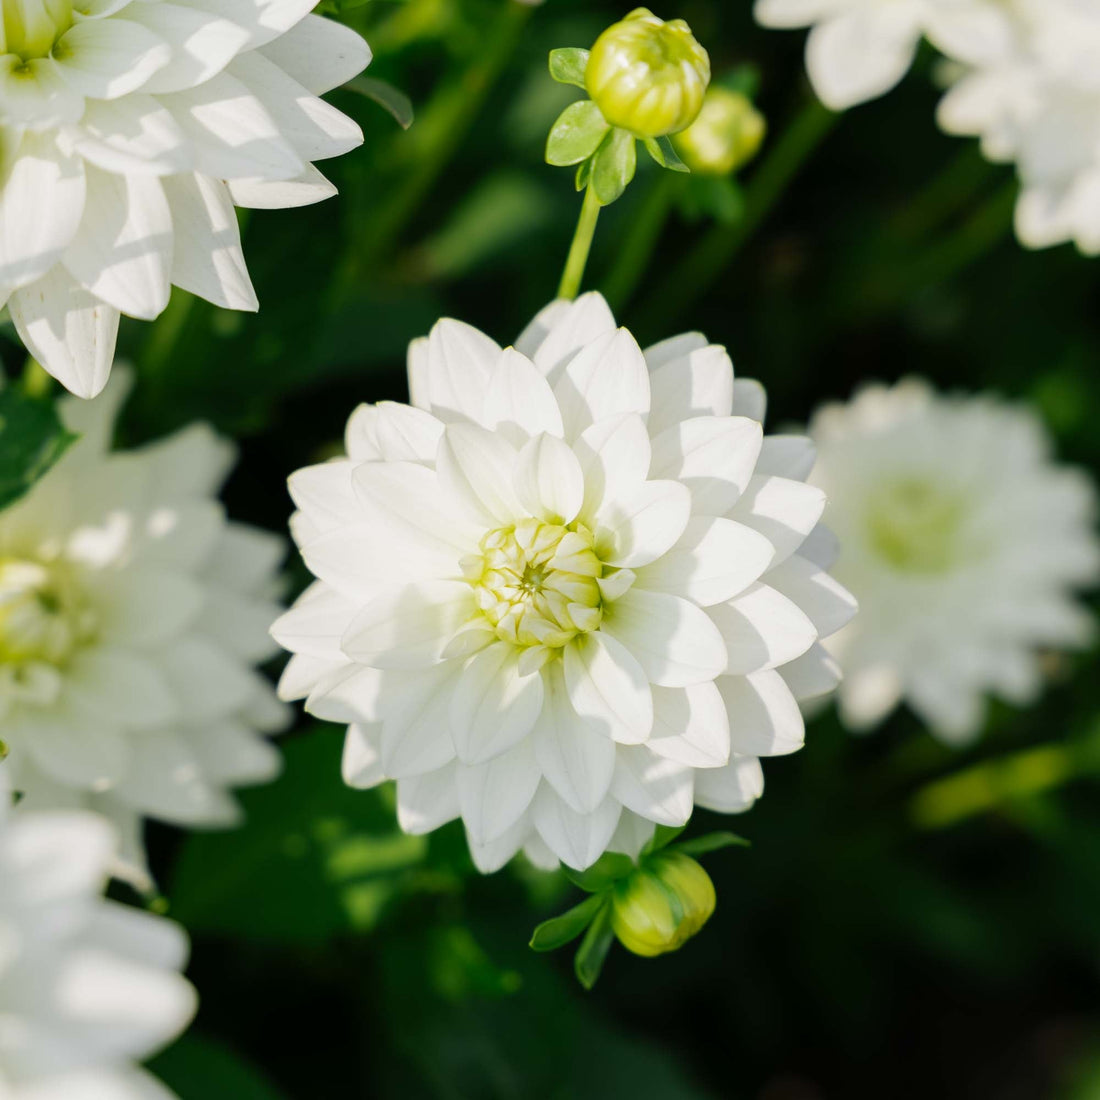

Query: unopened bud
<box><xmin>610</xmin><ymin>851</ymin><xmax>716</xmax><ymax>958</ymax></box>
<box><xmin>674</xmin><ymin>87</ymin><xmax>766</xmax><ymax>176</ymax></box>
<box><xmin>585</xmin><ymin>8</ymin><xmax>711</xmax><ymax>139</ymax></box>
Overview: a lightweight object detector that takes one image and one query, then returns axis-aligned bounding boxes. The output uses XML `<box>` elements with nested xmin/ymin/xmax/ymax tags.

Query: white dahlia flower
<box><xmin>809</xmin><ymin>380</ymin><xmax>1099</xmax><ymax>743</ymax></box>
<box><xmin>753</xmin><ymin>0</ymin><xmax>1017</xmax><ymax>110</ymax></box>
<box><xmin>273</xmin><ymin>293</ymin><xmax>857</xmax><ymax>873</ymax></box>
<box><xmin>0</xmin><ymin>767</ymin><xmax>196</xmax><ymax>1100</ymax></box>
<box><xmin>1</xmin><ymin>370</ymin><xmax>287</xmax><ymax>886</ymax></box>
<box><xmin>0</xmin><ymin>0</ymin><xmax>370</xmax><ymax>398</ymax></box>
<box><xmin>936</xmin><ymin>0</ymin><xmax>1100</xmax><ymax>254</ymax></box>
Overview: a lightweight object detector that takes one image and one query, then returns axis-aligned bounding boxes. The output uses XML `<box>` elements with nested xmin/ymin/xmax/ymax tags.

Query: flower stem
<box><xmin>558</xmin><ymin>185</ymin><xmax>603</xmax><ymax>301</ymax></box>
<box><xmin>602</xmin><ymin>173</ymin><xmax>678</xmax><ymax>311</ymax></box>
<box><xmin>639</xmin><ymin>97</ymin><xmax>838</xmax><ymax>329</ymax></box>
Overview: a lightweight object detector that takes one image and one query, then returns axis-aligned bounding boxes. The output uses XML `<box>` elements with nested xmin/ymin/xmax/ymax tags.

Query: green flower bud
<box><xmin>673</xmin><ymin>87</ymin><xmax>766</xmax><ymax>177</ymax></box>
<box><xmin>585</xmin><ymin>8</ymin><xmax>711</xmax><ymax>139</ymax></box>
<box><xmin>610</xmin><ymin>852</ymin><xmax>716</xmax><ymax>958</ymax></box>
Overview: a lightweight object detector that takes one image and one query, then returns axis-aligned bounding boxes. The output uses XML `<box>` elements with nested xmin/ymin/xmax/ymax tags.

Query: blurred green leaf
<box><xmin>149</xmin><ymin>1035</ymin><xmax>289</xmax><ymax>1099</ymax></box>
<box><xmin>0</xmin><ymin>388</ymin><xmax>76</xmax><ymax>513</ymax></box>
<box><xmin>675</xmin><ymin>831</ymin><xmax>750</xmax><ymax>857</ymax></box>
<box><xmin>530</xmin><ymin>894</ymin><xmax>605</xmax><ymax>952</ymax></box>
<box><xmin>574</xmin><ymin>904</ymin><xmax>615</xmax><ymax>990</ymax></box>
<box><xmin>345</xmin><ymin>75</ymin><xmax>415</xmax><ymax>130</ymax></box>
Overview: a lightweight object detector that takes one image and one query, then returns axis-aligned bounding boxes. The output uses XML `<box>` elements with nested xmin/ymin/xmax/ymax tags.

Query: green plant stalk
<box><xmin>601</xmin><ymin>172</ymin><xmax>678</xmax><ymax>311</ymax></box>
<box><xmin>558</xmin><ymin>185</ymin><xmax>603</xmax><ymax>300</ymax></box>
<box><xmin>640</xmin><ymin>97</ymin><xmax>838</xmax><ymax>328</ymax></box>
<box><xmin>348</xmin><ymin>0</ymin><xmax>533</xmax><ymax>277</ymax></box>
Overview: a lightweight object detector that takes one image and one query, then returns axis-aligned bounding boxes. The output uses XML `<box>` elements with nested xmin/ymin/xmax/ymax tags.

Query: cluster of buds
<box><xmin>530</xmin><ymin>826</ymin><xmax>744</xmax><ymax>989</ymax></box>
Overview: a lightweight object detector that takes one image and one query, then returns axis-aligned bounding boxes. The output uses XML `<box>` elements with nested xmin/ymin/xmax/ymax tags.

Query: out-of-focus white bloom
<box><xmin>1</xmin><ymin>370</ymin><xmax>287</xmax><ymax>887</ymax></box>
<box><xmin>937</xmin><ymin>0</ymin><xmax>1100</xmax><ymax>254</ymax></box>
<box><xmin>0</xmin><ymin>0</ymin><xmax>370</xmax><ymax>399</ymax></box>
<box><xmin>809</xmin><ymin>379</ymin><xmax>1099</xmax><ymax>743</ymax></box>
<box><xmin>0</xmin><ymin>767</ymin><xmax>196</xmax><ymax>1100</ymax></box>
<box><xmin>753</xmin><ymin>0</ymin><xmax>1017</xmax><ymax>110</ymax></box>
<box><xmin>273</xmin><ymin>292</ymin><xmax>856</xmax><ymax>873</ymax></box>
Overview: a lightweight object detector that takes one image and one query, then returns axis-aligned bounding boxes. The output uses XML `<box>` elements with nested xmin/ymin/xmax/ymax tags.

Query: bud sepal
<box><xmin>528</xmin><ymin>827</ymin><xmax>747</xmax><ymax>989</ymax></box>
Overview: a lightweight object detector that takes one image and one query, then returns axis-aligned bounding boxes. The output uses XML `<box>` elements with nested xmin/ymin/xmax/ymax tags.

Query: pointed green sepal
<box><xmin>563</xmin><ymin>851</ymin><xmax>636</xmax><ymax>893</ymax></box>
<box><xmin>643</xmin><ymin>135</ymin><xmax>689</xmax><ymax>173</ymax></box>
<box><xmin>574</xmin><ymin>903</ymin><xmax>615</xmax><ymax>990</ymax></box>
<box><xmin>529</xmin><ymin>894</ymin><xmax>606</xmax><ymax>952</ymax></box>
<box><xmin>675</xmin><ymin>831</ymin><xmax>750</xmax><ymax>858</ymax></box>
<box><xmin>547</xmin><ymin>100</ymin><xmax>612</xmax><ymax>167</ymax></box>
<box><xmin>549</xmin><ymin>47</ymin><xmax>590</xmax><ymax>89</ymax></box>
<box><xmin>643</xmin><ymin>825</ymin><xmax>688</xmax><ymax>856</ymax></box>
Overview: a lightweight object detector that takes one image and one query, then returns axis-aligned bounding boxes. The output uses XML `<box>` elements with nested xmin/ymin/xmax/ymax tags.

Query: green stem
<box><xmin>558</xmin><ymin>185</ymin><xmax>603</xmax><ymax>301</ymax></box>
<box><xmin>601</xmin><ymin>174</ymin><xmax>677</xmax><ymax>311</ymax></box>
<box><xmin>639</xmin><ymin>97</ymin><xmax>838</xmax><ymax>329</ymax></box>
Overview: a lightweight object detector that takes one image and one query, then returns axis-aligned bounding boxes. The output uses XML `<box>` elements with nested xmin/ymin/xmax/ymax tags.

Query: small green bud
<box><xmin>673</xmin><ymin>87</ymin><xmax>766</xmax><ymax>177</ymax></box>
<box><xmin>585</xmin><ymin>8</ymin><xmax>711</xmax><ymax>140</ymax></box>
<box><xmin>610</xmin><ymin>851</ymin><xmax>716</xmax><ymax>958</ymax></box>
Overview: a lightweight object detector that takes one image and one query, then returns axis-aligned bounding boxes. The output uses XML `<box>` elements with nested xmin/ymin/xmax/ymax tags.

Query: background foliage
<box><xmin>4</xmin><ymin>1</ymin><xmax>1100</xmax><ymax>1096</ymax></box>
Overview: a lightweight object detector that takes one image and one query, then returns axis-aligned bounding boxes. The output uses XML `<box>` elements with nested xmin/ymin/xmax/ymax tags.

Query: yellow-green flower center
<box><xmin>0</xmin><ymin>557</ymin><xmax>94</xmax><ymax>666</ymax></box>
<box><xmin>865</xmin><ymin>478</ymin><xmax>968</xmax><ymax>574</ymax></box>
<box><xmin>1</xmin><ymin>0</ymin><xmax>73</xmax><ymax>60</ymax></box>
<box><xmin>462</xmin><ymin>518</ymin><xmax>605</xmax><ymax>649</ymax></box>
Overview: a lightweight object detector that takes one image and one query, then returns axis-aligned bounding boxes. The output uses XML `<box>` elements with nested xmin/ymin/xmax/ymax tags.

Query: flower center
<box><xmin>462</xmin><ymin>518</ymin><xmax>605</xmax><ymax>649</ymax></box>
<box><xmin>865</xmin><ymin>477</ymin><xmax>967</xmax><ymax>574</ymax></box>
<box><xmin>1</xmin><ymin>0</ymin><xmax>73</xmax><ymax>60</ymax></box>
<box><xmin>0</xmin><ymin>558</ymin><xmax>95</xmax><ymax>667</ymax></box>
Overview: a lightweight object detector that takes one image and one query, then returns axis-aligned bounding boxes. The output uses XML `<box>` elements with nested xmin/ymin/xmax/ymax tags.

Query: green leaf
<box><xmin>591</xmin><ymin>128</ymin><xmax>637</xmax><ymax>206</ymax></box>
<box><xmin>574</xmin><ymin>903</ymin><xmax>615</xmax><ymax>990</ymax></box>
<box><xmin>0</xmin><ymin>388</ymin><xmax>76</xmax><ymax>513</ymax></box>
<box><xmin>530</xmin><ymin>894</ymin><xmax>606</xmax><ymax>952</ymax></box>
<box><xmin>563</xmin><ymin>851</ymin><xmax>636</xmax><ymax>893</ymax></box>
<box><xmin>576</xmin><ymin>157</ymin><xmax>593</xmax><ymax>192</ymax></box>
<box><xmin>546</xmin><ymin>100</ymin><xmax>611</xmax><ymax>167</ymax></box>
<box><xmin>674</xmin><ymin>831</ymin><xmax>750</xmax><ymax>858</ymax></box>
<box><xmin>644</xmin><ymin>136</ymin><xmax>689</xmax><ymax>173</ymax></box>
<box><xmin>644</xmin><ymin>824</ymin><xmax>688</xmax><ymax>855</ymax></box>
<box><xmin>683</xmin><ymin>175</ymin><xmax>745</xmax><ymax>225</ymax></box>
<box><xmin>344</xmin><ymin>75</ymin><xmax>415</xmax><ymax>130</ymax></box>
<box><xmin>149</xmin><ymin>1035</ymin><xmax>290</xmax><ymax>1100</ymax></box>
<box><xmin>549</xmin><ymin>47</ymin><xmax>590</xmax><ymax>89</ymax></box>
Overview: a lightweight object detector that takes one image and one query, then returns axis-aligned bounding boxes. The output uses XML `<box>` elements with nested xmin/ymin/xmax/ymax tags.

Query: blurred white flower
<box><xmin>0</xmin><ymin>0</ymin><xmax>370</xmax><ymax>398</ymax></box>
<box><xmin>753</xmin><ymin>0</ymin><xmax>1016</xmax><ymax>110</ymax></box>
<box><xmin>937</xmin><ymin>0</ymin><xmax>1100</xmax><ymax>254</ymax></box>
<box><xmin>0</xmin><ymin>767</ymin><xmax>196</xmax><ymax>1100</ymax></box>
<box><xmin>273</xmin><ymin>292</ymin><xmax>856</xmax><ymax>873</ymax></box>
<box><xmin>809</xmin><ymin>379</ymin><xmax>1099</xmax><ymax>743</ymax></box>
<box><xmin>1</xmin><ymin>370</ymin><xmax>287</xmax><ymax>887</ymax></box>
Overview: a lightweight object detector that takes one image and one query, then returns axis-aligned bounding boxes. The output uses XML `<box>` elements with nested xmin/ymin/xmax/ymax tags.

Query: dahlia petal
<box><xmin>160</xmin><ymin>637</ymin><xmax>257</xmax><ymax>719</ymax></box>
<box><xmin>777</xmin><ymin>643</ymin><xmax>842</xmax><ymax>702</ymax></box>
<box><xmin>710</xmin><ymin>582</ymin><xmax>818</xmax><ymax>676</ymax></box>
<box><xmin>66</xmin><ymin>649</ymin><xmax>178</xmax><ymax>728</ymax></box>
<box><xmin>24</xmin><ymin>712</ymin><xmax>129</xmax><ymax>790</ymax></box>
<box><xmin>483</xmin><ymin>347</ymin><xmax>564</xmax><ymax>443</ymax></box>
<box><xmin>158</xmin><ymin>71</ymin><xmax>303</xmax><ymax>181</ymax></box>
<box><xmin>342</xmin><ymin>580</ymin><xmax>475</xmax><ymax>669</ymax></box>
<box><xmin>53</xmin><ymin>19</ymin><xmax>171</xmax><ymax>99</ymax></box>
<box><xmin>396</xmin><ymin>764</ymin><xmax>461</xmax><ymax>834</ymax></box>
<box><xmin>188</xmin><ymin>720</ymin><xmax>282</xmax><ymax>785</ymax></box>
<box><xmin>732</xmin><ymin>377</ymin><xmax>768</xmax><ymax>422</ymax></box>
<box><xmin>458</xmin><ymin>738</ymin><xmax>540</xmax><ymax>844</ymax></box>
<box><xmin>437</xmin><ymin>423</ymin><xmax>523</xmax><ymax>526</ymax></box>
<box><xmin>553</xmin><ymin>328</ymin><xmax>651</xmax><ymax>441</ymax></box>
<box><xmin>645</xmin><ymin>343</ymin><xmax>734</xmax><ymax>436</ymax></box>
<box><xmin>532</xmin><ymin>786</ymin><xmax>621</xmax><ymax>871</ymax></box>
<box><xmin>62</xmin><ymin>167</ymin><xmax>173</xmax><ymax>321</ymax></box>
<box><xmin>755</xmin><ymin>435</ymin><xmax>817</xmax><ymax>481</ymax></box>
<box><xmin>517</xmin><ymin>291</ymin><xmax>617</xmax><ymax>381</ymax></box>
<box><xmin>95</xmin><ymin>566</ymin><xmax>205</xmax><ymax>646</ymax></box>
<box><xmin>646</xmin><ymin>682</ymin><xmax>731</xmax><ymax>768</ymax></box>
<box><xmin>515</xmin><ymin>432</ymin><xmax>585</xmax><ymax>525</ymax></box>
<box><xmin>721</xmin><ymin>670</ymin><xmax>805</xmax><ymax>757</ymax></box>
<box><xmin>342</xmin><ymin>722</ymin><xmax>385</xmax><ymax>788</ymax></box>
<box><xmin>729</xmin><ymin>474</ymin><xmax>827</xmax><ymax>565</ymax></box>
<box><xmin>162</xmin><ymin>173</ymin><xmax>258</xmax><ymax>310</ymax></box>
<box><xmin>305</xmin><ymin>663</ymin><xmax>379</xmax><ymax>723</ymax></box>
<box><xmin>798</xmin><ymin>522</ymin><xmax>840</xmax><ymax>569</ymax></box>
<box><xmin>140</xmin><ymin>420</ymin><xmax>235</xmax><ymax>498</ymax></box>
<box><xmin>574</xmin><ymin>413</ymin><xmax>651</xmax><ymax>522</ymax></box>
<box><xmin>642</xmin><ymin>331</ymin><xmax>707</xmax><ymax>370</ymax></box>
<box><xmin>466</xmin><ymin>811</ymin><xmax>532</xmax><ymax>873</ymax></box>
<box><xmin>753</xmin><ymin>0</ymin><xmax>840</xmax><ymax>28</ymax></box>
<box><xmin>764</xmin><ymin>553</ymin><xmax>858</xmax><ymax>639</ymax></box>
<box><xmin>611</xmin><ymin>746</ymin><xmax>694</xmax><ymax>827</ymax></box>
<box><xmin>693</xmin><ymin>754</ymin><xmax>763</xmax><ymax>813</ymax></box>
<box><xmin>371</xmin><ymin>402</ymin><xmax>444</xmax><ymax>463</ymax></box>
<box><xmin>183</xmin><ymin>0</ymin><xmax>317</xmax><ymax>49</ymax></box>
<box><xmin>278</xmin><ymin>652</ymin><xmax>339</xmax><ymax>702</ymax></box>
<box><xmin>123</xmin><ymin>1</ymin><xmax>251</xmax><ymax>94</ymax></box>
<box><xmin>532</xmin><ymin>661</ymin><xmax>615</xmax><ymax>814</ymax></box>
<box><xmin>74</xmin><ymin>95</ymin><xmax>192</xmax><ymax>176</ymax></box>
<box><xmin>271</xmin><ymin>581</ymin><xmax>358</xmax><ymax>660</ymax></box>
<box><xmin>636</xmin><ymin>515</ymin><xmax>774</xmax><ymax>606</ymax></box>
<box><xmin>563</xmin><ymin>631</ymin><xmax>653</xmax><ymax>745</ymax></box>
<box><xmin>226</xmin><ymin>163</ymin><xmax>337</xmax><ymax>208</ymax></box>
<box><xmin>258</xmin><ymin>13</ymin><xmax>371</xmax><ymax>95</ymax></box>
<box><xmin>288</xmin><ymin>459</ymin><xmax>359</xmax><ymax>528</ymax></box>
<box><xmin>228</xmin><ymin>51</ymin><xmax>363</xmax><ymax>163</ymax></box>
<box><xmin>343</xmin><ymin>404</ymin><xmax>382</xmax><ymax>461</ymax></box>
<box><xmin>450</xmin><ymin>642</ymin><xmax>545</xmax><ymax>765</ymax></box>
<box><xmin>0</xmin><ymin>57</ymin><xmax>84</xmax><ymax>128</ymax></box>
<box><xmin>378</xmin><ymin>662</ymin><xmax>461</xmax><ymax>778</ymax></box>
<box><xmin>418</xmin><ymin>318</ymin><xmax>502</xmax><ymax>424</ymax></box>
<box><xmin>0</xmin><ymin>132</ymin><xmax>85</xmax><ymax>291</ymax></box>
<box><xmin>598</xmin><ymin>479</ymin><xmax>691</xmax><ymax>569</ymax></box>
<box><xmin>650</xmin><ymin>415</ymin><xmax>763</xmax><ymax>516</ymax></box>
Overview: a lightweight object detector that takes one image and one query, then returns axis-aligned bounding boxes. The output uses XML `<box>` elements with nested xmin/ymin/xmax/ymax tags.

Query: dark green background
<box><xmin>6</xmin><ymin>1</ymin><xmax>1100</xmax><ymax>1096</ymax></box>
